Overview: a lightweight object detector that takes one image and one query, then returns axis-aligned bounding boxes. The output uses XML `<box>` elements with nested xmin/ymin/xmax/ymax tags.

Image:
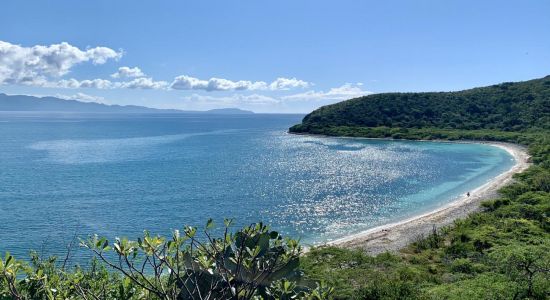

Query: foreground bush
<box><xmin>0</xmin><ymin>221</ymin><xmax>332</xmax><ymax>299</ymax></box>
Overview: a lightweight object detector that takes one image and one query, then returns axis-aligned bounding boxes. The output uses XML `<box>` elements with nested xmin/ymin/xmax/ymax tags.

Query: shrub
<box><xmin>0</xmin><ymin>221</ymin><xmax>333</xmax><ymax>299</ymax></box>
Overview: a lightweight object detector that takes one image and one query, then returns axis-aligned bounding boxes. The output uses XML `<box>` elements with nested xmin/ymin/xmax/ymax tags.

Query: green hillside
<box><xmin>291</xmin><ymin>76</ymin><xmax>550</xmax><ymax>299</ymax></box>
<box><xmin>290</xmin><ymin>76</ymin><xmax>550</xmax><ymax>135</ymax></box>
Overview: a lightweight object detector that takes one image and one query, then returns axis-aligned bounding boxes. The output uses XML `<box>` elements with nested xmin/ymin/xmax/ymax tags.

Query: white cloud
<box><xmin>111</xmin><ymin>66</ymin><xmax>145</xmax><ymax>78</ymax></box>
<box><xmin>0</xmin><ymin>41</ymin><xmax>310</xmax><ymax>94</ymax></box>
<box><xmin>171</xmin><ymin>75</ymin><xmax>266</xmax><ymax>91</ymax></box>
<box><xmin>46</xmin><ymin>77</ymin><xmax>168</xmax><ymax>90</ymax></box>
<box><xmin>170</xmin><ymin>75</ymin><xmax>309</xmax><ymax>92</ymax></box>
<box><xmin>54</xmin><ymin>78</ymin><xmax>114</xmax><ymax>89</ymax></box>
<box><xmin>0</xmin><ymin>40</ymin><xmax>122</xmax><ymax>85</ymax></box>
<box><xmin>282</xmin><ymin>83</ymin><xmax>371</xmax><ymax>101</ymax></box>
<box><xmin>179</xmin><ymin>82</ymin><xmax>369</xmax><ymax>109</ymax></box>
<box><xmin>56</xmin><ymin>92</ymin><xmax>106</xmax><ymax>103</ymax></box>
<box><xmin>118</xmin><ymin>77</ymin><xmax>169</xmax><ymax>89</ymax></box>
<box><xmin>269</xmin><ymin>77</ymin><xmax>310</xmax><ymax>90</ymax></box>
<box><xmin>170</xmin><ymin>75</ymin><xmax>207</xmax><ymax>90</ymax></box>
<box><xmin>182</xmin><ymin>93</ymin><xmax>279</xmax><ymax>106</ymax></box>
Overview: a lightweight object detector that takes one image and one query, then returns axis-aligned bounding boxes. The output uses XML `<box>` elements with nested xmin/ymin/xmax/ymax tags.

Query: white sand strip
<box><xmin>323</xmin><ymin>141</ymin><xmax>531</xmax><ymax>255</ymax></box>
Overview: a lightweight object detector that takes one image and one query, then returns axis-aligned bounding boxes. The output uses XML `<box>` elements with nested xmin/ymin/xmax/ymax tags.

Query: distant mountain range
<box><xmin>0</xmin><ymin>93</ymin><xmax>254</xmax><ymax>114</ymax></box>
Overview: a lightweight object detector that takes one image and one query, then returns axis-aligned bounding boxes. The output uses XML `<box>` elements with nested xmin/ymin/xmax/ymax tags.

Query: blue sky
<box><xmin>1</xmin><ymin>0</ymin><xmax>549</xmax><ymax>113</ymax></box>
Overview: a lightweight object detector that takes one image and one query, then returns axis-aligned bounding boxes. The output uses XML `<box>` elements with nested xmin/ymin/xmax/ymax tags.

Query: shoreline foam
<box><xmin>298</xmin><ymin>137</ymin><xmax>531</xmax><ymax>254</ymax></box>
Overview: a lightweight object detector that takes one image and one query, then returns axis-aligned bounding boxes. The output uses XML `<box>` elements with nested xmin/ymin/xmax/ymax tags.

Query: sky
<box><xmin>1</xmin><ymin>0</ymin><xmax>549</xmax><ymax>113</ymax></box>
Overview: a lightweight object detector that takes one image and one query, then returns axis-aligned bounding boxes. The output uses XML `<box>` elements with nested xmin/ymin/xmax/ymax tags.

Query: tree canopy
<box><xmin>290</xmin><ymin>75</ymin><xmax>550</xmax><ymax>133</ymax></box>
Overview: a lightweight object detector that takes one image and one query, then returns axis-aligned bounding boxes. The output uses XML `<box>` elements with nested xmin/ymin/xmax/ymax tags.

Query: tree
<box><xmin>490</xmin><ymin>242</ymin><xmax>550</xmax><ymax>298</ymax></box>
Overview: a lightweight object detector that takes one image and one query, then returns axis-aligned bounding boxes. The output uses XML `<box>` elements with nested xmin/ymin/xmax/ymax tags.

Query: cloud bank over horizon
<box><xmin>0</xmin><ymin>41</ymin><xmax>313</xmax><ymax>90</ymax></box>
<box><xmin>0</xmin><ymin>40</ymin><xmax>372</xmax><ymax>112</ymax></box>
<box><xmin>170</xmin><ymin>75</ymin><xmax>310</xmax><ymax>92</ymax></box>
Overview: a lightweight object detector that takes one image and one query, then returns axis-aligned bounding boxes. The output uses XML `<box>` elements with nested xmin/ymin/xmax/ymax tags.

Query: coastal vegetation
<box><xmin>0</xmin><ymin>222</ymin><xmax>332</xmax><ymax>299</ymax></box>
<box><xmin>289</xmin><ymin>75</ymin><xmax>550</xmax><ymax>134</ymax></box>
<box><xmin>301</xmin><ymin>138</ymin><xmax>549</xmax><ymax>299</ymax></box>
<box><xmin>1</xmin><ymin>76</ymin><xmax>549</xmax><ymax>299</ymax></box>
<box><xmin>292</xmin><ymin>76</ymin><xmax>550</xmax><ymax>299</ymax></box>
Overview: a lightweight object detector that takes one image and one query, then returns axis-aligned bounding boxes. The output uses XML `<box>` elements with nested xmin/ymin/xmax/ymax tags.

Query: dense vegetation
<box><xmin>290</xmin><ymin>76</ymin><xmax>550</xmax><ymax>133</ymax></box>
<box><xmin>292</xmin><ymin>76</ymin><xmax>550</xmax><ymax>299</ymax></box>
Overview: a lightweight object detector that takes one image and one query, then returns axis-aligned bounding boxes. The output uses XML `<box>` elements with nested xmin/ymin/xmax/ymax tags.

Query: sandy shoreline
<box><xmin>311</xmin><ymin>139</ymin><xmax>531</xmax><ymax>255</ymax></box>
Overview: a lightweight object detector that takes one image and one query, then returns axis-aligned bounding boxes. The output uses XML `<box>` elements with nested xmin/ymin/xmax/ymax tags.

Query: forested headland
<box><xmin>290</xmin><ymin>75</ymin><xmax>550</xmax><ymax>135</ymax></box>
<box><xmin>292</xmin><ymin>76</ymin><xmax>550</xmax><ymax>299</ymax></box>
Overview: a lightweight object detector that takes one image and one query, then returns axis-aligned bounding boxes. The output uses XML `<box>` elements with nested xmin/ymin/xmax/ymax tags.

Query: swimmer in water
<box><xmin>467</xmin><ymin>192</ymin><xmax>470</xmax><ymax>197</ymax></box>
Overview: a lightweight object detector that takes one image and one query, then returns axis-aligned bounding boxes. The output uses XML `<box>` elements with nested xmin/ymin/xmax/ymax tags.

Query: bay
<box><xmin>0</xmin><ymin>112</ymin><xmax>514</xmax><ymax>260</ymax></box>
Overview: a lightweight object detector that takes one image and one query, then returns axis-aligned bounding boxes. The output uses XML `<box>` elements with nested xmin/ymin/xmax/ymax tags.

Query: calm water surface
<box><xmin>0</xmin><ymin>113</ymin><xmax>514</xmax><ymax>259</ymax></box>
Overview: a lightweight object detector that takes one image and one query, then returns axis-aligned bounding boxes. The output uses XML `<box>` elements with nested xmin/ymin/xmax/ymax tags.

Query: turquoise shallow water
<box><xmin>0</xmin><ymin>113</ymin><xmax>514</xmax><ymax>259</ymax></box>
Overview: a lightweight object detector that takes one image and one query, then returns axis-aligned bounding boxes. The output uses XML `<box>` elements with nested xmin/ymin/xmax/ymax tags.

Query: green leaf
<box><xmin>206</xmin><ymin>218</ymin><xmax>214</xmax><ymax>230</ymax></box>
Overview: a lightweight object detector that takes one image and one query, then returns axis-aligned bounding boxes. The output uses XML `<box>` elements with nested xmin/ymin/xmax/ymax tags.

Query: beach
<box><xmin>327</xmin><ymin>141</ymin><xmax>531</xmax><ymax>255</ymax></box>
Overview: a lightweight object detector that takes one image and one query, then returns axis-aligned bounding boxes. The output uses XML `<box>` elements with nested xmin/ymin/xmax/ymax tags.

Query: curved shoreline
<box><xmin>293</xmin><ymin>135</ymin><xmax>531</xmax><ymax>254</ymax></box>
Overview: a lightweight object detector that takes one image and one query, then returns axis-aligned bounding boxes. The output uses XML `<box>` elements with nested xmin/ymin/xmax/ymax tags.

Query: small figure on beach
<box><xmin>467</xmin><ymin>192</ymin><xmax>470</xmax><ymax>197</ymax></box>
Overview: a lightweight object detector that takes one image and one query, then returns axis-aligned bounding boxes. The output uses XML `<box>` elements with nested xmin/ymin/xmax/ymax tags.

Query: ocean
<box><xmin>0</xmin><ymin>112</ymin><xmax>514</xmax><ymax>260</ymax></box>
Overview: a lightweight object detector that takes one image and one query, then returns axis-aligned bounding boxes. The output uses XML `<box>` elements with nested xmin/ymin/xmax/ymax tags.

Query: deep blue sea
<box><xmin>0</xmin><ymin>113</ymin><xmax>515</xmax><ymax>260</ymax></box>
